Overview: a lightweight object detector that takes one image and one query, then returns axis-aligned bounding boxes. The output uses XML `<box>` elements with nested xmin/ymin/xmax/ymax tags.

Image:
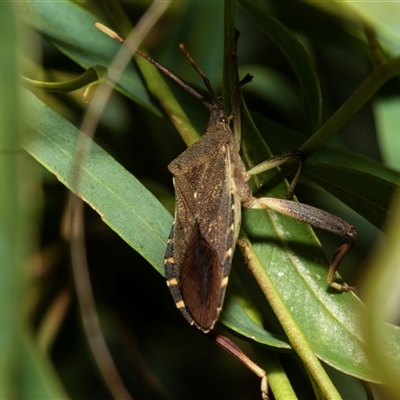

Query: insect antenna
<box><xmin>94</xmin><ymin>22</ymin><xmax>213</xmax><ymax>110</ymax></box>
<box><xmin>178</xmin><ymin>44</ymin><xmax>222</xmax><ymax>107</ymax></box>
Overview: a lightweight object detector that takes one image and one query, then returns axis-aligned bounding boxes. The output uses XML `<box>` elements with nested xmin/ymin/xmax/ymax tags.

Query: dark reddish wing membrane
<box><xmin>181</xmin><ymin>222</ymin><xmax>223</xmax><ymax>330</ymax></box>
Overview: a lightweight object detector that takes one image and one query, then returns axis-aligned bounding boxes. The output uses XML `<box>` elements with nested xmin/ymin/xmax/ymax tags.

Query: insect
<box><xmin>96</xmin><ymin>22</ymin><xmax>357</xmax><ymax>398</ymax></box>
<box><xmin>161</xmin><ymin>50</ymin><xmax>357</xmax><ymax>333</ymax></box>
<box><xmin>96</xmin><ymin>21</ymin><xmax>358</xmax><ymax>332</ymax></box>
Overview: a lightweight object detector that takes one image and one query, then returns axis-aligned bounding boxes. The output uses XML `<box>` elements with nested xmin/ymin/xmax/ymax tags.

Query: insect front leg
<box><xmin>245</xmin><ymin>196</ymin><xmax>357</xmax><ymax>291</ymax></box>
<box><xmin>246</xmin><ymin>150</ymin><xmax>305</xmax><ymax>199</ymax></box>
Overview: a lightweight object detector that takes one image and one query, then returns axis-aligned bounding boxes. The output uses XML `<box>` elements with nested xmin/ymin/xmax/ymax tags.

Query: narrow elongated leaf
<box><xmin>331</xmin><ymin>1</ymin><xmax>400</xmax><ymax>54</ymax></box>
<box><xmin>374</xmin><ymin>97</ymin><xmax>400</xmax><ymax>171</ymax></box>
<box><xmin>23</xmin><ymin>90</ymin><xmax>170</xmax><ymax>272</ymax></box>
<box><xmin>0</xmin><ymin>4</ymin><xmax>67</xmax><ymax>398</ymax></box>
<box><xmin>238</xmin><ymin>0</ymin><xmax>322</xmax><ymax>133</ymax></box>
<box><xmin>17</xmin><ymin>0</ymin><xmax>159</xmax><ymax>115</ymax></box>
<box><xmin>18</xmin><ymin>328</ymin><xmax>68</xmax><ymax>400</ymax></box>
<box><xmin>252</xmin><ymin>112</ymin><xmax>400</xmax><ymax>184</ymax></box>
<box><xmin>0</xmin><ymin>6</ymin><xmax>20</xmax><ymax>397</ymax></box>
<box><xmin>221</xmin><ymin>291</ymin><xmax>290</xmax><ymax>349</ymax></box>
<box><xmin>251</xmin><ymin>113</ymin><xmax>400</xmax><ymax>224</ymax></box>
<box><xmin>302</xmin><ymin>163</ymin><xmax>397</xmax><ymax>229</ymax></box>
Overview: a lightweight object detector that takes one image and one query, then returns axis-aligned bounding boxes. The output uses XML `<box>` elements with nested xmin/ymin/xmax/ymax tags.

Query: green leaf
<box><xmin>238</xmin><ymin>0</ymin><xmax>322</xmax><ymax>133</ymax></box>
<box><xmin>17</xmin><ymin>0</ymin><xmax>160</xmax><ymax>115</ymax></box>
<box><xmin>21</xmin><ymin>65</ymin><xmax>108</xmax><ymax>93</ymax></box>
<box><xmin>0</xmin><ymin>6</ymin><xmax>24</xmax><ymax>398</ymax></box>
<box><xmin>374</xmin><ymin>97</ymin><xmax>400</xmax><ymax>171</ymax></box>
<box><xmin>251</xmin><ymin>112</ymin><xmax>400</xmax><ymax>225</ymax></box>
<box><xmin>221</xmin><ymin>280</ymin><xmax>290</xmax><ymax>349</ymax></box>
<box><xmin>324</xmin><ymin>364</ymin><xmax>369</xmax><ymax>400</ymax></box>
<box><xmin>362</xmin><ymin>188</ymin><xmax>400</xmax><ymax>396</ymax></box>
<box><xmin>330</xmin><ymin>1</ymin><xmax>400</xmax><ymax>54</ymax></box>
<box><xmin>18</xmin><ymin>328</ymin><xmax>68</xmax><ymax>400</ymax></box>
<box><xmin>23</xmin><ymin>90</ymin><xmax>170</xmax><ymax>272</ymax></box>
<box><xmin>244</xmin><ymin>207</ymin><xmax>375</xmax><ymax>380</ymax></box>
<box><xmin>0</xmin><ymin>4</ymin><xmax>67</xmax><ymax>398</ymax></box>
<box><xmin>270</xmin><ymin>1</ymin><xmax>367</xmax><ymax>55</ymax></box>
<box><xmin>252</xmin><ymin>112</ymin><xmax>400</xmax><ymax>184</ymax></box>
<box><xmin>240</xmin><ymin>65</ymin><xmax>304</xmax><ymax>123</ymax></box>
<box><xmin>302</xmin><ymin>163</ymin><xmax>397</xmax><ymax>229</ymax></box>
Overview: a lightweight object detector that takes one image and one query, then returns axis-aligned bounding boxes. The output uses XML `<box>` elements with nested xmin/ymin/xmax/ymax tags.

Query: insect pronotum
<box><xmin>96</xmin><ymin>22</ymin><xmax>357</xmax><ymax>399</ymax></box>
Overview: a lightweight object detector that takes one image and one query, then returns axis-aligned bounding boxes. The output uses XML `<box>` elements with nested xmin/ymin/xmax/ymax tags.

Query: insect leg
<box><xmin>209</xmin><ymin>332</ymin><xmax>269</xmax><ymax>400</ymax></box>
<box><xmin>246</xmin><ymin>150</ymin><xmax>305</xmax><ymax>199</ymax></box>
<box><xmin>247</xmin><ymin>197</ymin><xmax>357</xmax><ymax>291</ymax></box>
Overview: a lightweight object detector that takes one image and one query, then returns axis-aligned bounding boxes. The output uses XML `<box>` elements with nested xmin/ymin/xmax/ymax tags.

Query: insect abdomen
<box><xmin>165</xmin><ymin>224</ymin><xmax>196</xmax><ymax>327</ymax></box>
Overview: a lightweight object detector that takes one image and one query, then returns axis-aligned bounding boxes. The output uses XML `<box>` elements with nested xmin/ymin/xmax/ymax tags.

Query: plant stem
<box><xmin>223</xmin><ymin>0</ymin><xmax>237</xmax><ymax>113</ymax></box>
<box><xmin>300</xmin><ymin>56</ymin><xmax>400</xmax><ymax>157</ymax></box>
<box><xmin>242</xmin><ymin>233</ymin><xmax>343</xmax><ymax>400</ymax></box>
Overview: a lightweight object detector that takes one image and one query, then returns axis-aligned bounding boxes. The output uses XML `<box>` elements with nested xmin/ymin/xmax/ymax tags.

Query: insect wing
<box><xmin>165</xmin><ymin>135</ymin><xmax>240</xmax><ymax>332</ymax></box>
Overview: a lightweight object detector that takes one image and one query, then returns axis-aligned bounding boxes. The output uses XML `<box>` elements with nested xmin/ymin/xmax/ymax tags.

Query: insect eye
<box><xmin>220</xmin><ymin>116</ymin><xmax>229</xmax><ymax>124</ymax></box>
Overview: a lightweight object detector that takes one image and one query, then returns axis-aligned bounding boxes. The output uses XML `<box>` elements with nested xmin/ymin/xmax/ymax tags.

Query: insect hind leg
<box><xmin>247</xmin><ymin>196</ymin><xmax>357</xmax><ymax>291</ymax></box>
